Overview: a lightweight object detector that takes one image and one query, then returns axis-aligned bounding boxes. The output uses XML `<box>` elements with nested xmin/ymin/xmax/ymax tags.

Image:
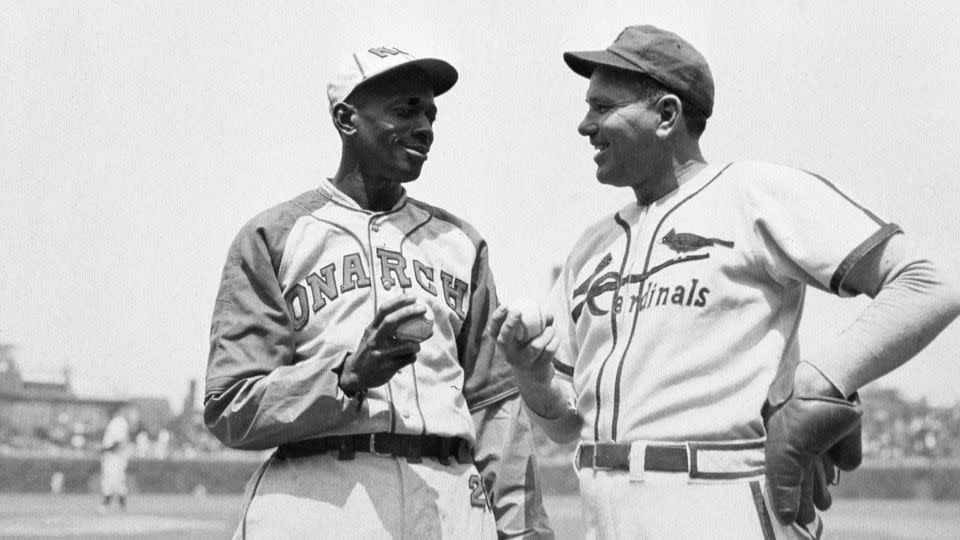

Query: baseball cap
<box><xmin>563</xmin><ymin>25</ymin><xmax>714</xmax><ymax>117</ymax></box>
<box><xmin>326</xmin><ymin>46</ymin><xmax>458</xmax><ymax>111</ymax></box>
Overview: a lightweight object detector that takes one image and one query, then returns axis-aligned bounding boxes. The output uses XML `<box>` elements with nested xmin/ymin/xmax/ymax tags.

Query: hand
<box><xmin>789</xmin><ymin>362</ymin><xmax>862</xmax><ymax>526</ymax></box>
<box><xmin>339</xmin><ymin>295</ymin><xmax>427</xmax><ymax>393</ymax></box>
<box><xmin>488</xmin><ymin>305</ymin><xmax>558</xmax><ymax>378</ymax></box>
<box><xmin>763</xmin><ymin>364</ymin><xmax>862</xmax><ymax>525</ymax></box>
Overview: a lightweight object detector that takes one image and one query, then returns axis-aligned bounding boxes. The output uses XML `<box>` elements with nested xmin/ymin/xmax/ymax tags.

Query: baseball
<box><xmin>510</xmin><ymin>298</ymin><xmax>546</xmax><ymax>344</ymax></box>
<box><xmin>393</xmin><ymin>300</ymin><xmax>435</xmax><ymax>342</ymax></box>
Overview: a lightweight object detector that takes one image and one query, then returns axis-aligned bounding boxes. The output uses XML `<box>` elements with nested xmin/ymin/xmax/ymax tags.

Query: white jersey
<box><xmin>548</xmin><ymin>161</ymin><xmax>900</xmax><ymax>443</ymax></box>
<box><xmin>205</xmin><ymin>177</ymin><xmax>516</xmax><ymax>448</ymax></box>
<box><xmin>205</xmin><ymin>177</ymin><xmax>551</xmax><ymax>537</ymax></box>
<box><xmin>102</xmin><ymin>415</ymin><xmax>131</xmax><ymax>455</ymax></box>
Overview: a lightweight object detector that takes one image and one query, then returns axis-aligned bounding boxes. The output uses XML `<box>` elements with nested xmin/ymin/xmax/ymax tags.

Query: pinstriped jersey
<box><xmin>548</xmin><ymin>161</ymin><xmax>900</xmax><ymax>444</ymax></box>
<box><xmin>204</xmin><ymin>177</ymin><xmax>514</xmax><ymax>450</ymax></box>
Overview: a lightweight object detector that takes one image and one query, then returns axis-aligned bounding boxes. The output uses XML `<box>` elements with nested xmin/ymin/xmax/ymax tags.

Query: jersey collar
<box><xmin>317</xmin><ymin>176</ymin><xmax>409</xmax><ymax>214</ymax></box>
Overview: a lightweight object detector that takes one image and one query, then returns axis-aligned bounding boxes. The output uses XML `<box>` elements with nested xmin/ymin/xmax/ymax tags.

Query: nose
<box><xmin>578</xmin><ymin>112</ymin><xmax>598</xmax><ymax>137</ymax></box>
<box><xmin>411</xmin><ymin>115</ymin><xmax>434</xmax><ymax>147</ymax></box>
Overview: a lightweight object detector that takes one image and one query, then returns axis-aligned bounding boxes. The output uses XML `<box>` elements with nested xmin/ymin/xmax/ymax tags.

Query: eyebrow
<box><xmin>388</xmin><ymin>96</ymin><xmax>434</xmax><ymax>107</ymax></box>
<box><xmin>586</xmin><ymin>96</ymin><xmax>635</xmax><ymax>106</ymax></box>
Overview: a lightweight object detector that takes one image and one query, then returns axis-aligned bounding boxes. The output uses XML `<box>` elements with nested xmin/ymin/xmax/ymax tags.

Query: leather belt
<box><xmin>277</xmin><ymin>433</ymin><xmax>472</xmax><ymax>465</ymax></box>
<box><xmin>578</xmin><ymin>442</ymin><xmax>689</xmax><ymax>472</ymax></box>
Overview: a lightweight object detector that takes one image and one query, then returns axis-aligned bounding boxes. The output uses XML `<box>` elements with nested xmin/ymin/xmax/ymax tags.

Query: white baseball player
<box><xmin>99</xmin><ymin>406</ymin><xmax>136</xmax><ymax>512</ymax></box>
<box><xmin>205</xmin><ymin>46</ymin><xmax>551</xmax><ymax>539</ymax></box>
<box><xmin>491</xmin><ymin>25</ymin><xmax>960</xmax><ymax>539</ymax></box>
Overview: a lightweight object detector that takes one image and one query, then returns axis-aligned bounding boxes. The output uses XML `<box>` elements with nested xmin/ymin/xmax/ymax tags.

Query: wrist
<box><xmin>794</xmin><ymin>361</ymin><xmax>844</xmax><ymax>399</ymax></box>
<box><xmin>334</xmin><ymin>353</ymin><xmax>365</xmax><ymax>397</ymax></box>
<box><xmin>513</xmin><ymin>362</ymin><xmax>553</xmax><ymax>393</ymax></box>
<box><xmin>338</xmin><ymin>372</ymin><xmax>365</xmax><ymax>396</ymax></box>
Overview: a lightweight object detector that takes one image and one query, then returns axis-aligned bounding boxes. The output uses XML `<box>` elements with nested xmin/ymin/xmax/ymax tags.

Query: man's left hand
<box><xmin>764</xmin><ymin>363</ymin><xmax>863</xmax><ymax>525</ymax></box>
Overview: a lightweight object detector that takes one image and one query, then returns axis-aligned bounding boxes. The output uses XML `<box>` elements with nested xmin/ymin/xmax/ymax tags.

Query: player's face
<box><xmin>350</xmin><ymin>74</ymin><xmax>437</xmax><ymax>183</ymax></box>
<box><xmin>577</xmin><ymin>68</ymin><xmax>668</xmax><ymax>188</ymax></box>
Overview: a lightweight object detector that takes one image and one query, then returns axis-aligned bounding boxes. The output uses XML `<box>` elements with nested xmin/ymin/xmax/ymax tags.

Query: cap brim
<box><xmin>410</xmin><ymin>58</ymin><xmax>459</xmax><ymax>97</ymax></box>
<box><xmin>351</xmin><ymin>58</ymin><xmax>459</xmax><ymax>100</ymax></box>
<box><xmin>563</xmin><ymin>50</ymin><xmax>643</xmax><ymax>78</ymax></box>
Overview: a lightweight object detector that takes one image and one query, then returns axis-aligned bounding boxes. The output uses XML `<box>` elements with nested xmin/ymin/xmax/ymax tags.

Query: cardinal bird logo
<box><xmin>661</xmin><ymin>228</ymin><xmax>734</xmax><ymax>253</ymax></box>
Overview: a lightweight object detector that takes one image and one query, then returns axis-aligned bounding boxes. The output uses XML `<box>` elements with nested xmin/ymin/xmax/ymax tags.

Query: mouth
<box><xmin>399</xmin><ymin>143</ymin><xmax>430</xmax><ymax>161</ymax></box>
<box><xmin>592</xmin><ymin>142</ymin><xmax>609</xmax><ymax>162</ymax></box>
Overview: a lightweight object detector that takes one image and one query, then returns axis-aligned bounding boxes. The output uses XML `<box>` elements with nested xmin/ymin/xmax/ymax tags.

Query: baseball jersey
<box><xmin>204</xmin><ymin>177</ymin><xmax>515</xmax><ymax>449</ymax></box>
<box><xmin>547</xmin><ymin>161</ymin><xmax>900</xmax><ymax>444</ymax></box>
<box><xmin>102</xmin><ymin>415</ymin><xmax>131</xmax><ymax>455</ymax></box>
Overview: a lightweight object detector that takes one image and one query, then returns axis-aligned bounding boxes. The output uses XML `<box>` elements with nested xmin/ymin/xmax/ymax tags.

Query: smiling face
<box><xmin>347</xmin><ymin>70</ymin><xmax>438</xmax><ymax>183</ymax></box>
<box><xmin>577</xmin><ymin>67</ymin><xmax>671</xmax><ymax>190</ymax></box>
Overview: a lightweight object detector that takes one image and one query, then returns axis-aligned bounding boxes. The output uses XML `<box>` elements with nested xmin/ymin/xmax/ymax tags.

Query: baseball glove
<box><xmin>763</xmin><ymin>392</ymin><xmax>862</xmax><ymax>525</ymax></box>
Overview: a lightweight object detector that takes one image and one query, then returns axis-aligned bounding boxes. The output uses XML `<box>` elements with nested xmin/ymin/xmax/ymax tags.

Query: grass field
<box><xmin>0</xmin><ymin>494</ymin><xmax>957</xmax><ymax>539</ymax></box>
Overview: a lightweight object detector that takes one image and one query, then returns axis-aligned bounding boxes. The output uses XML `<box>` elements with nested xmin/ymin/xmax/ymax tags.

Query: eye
<box><xmin>589</xmin><ymin>102</ymin><xmax>613</xmax><ymax>115</ymax></box>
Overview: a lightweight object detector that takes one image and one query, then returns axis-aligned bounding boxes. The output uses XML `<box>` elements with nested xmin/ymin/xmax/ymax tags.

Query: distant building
<box><xmin>0</xmin><ymin>346</ymin><xmax>125</xmax><ymax>444</ymax></box>
<box><xmin>130</xmin><ymin>396</ymin><xmax>173</xmax><ymax>436</ymax></box>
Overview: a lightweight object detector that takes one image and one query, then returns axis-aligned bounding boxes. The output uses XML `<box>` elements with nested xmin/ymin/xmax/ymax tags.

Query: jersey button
<box><xmin>370</xmin><ymin>222</ymin><xmax>380</xmax><ymax>232</ymax></box>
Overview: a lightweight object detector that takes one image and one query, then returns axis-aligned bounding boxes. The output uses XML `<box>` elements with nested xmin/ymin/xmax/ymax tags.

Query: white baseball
<box><xmin>394</xmin><ymin>300</ymin><xmax>435</xmax><ymax>342</ymax></box>
<box><xmin>511</xmin><ymin>298</ymin><xmax>546</xmax><ymax>344</ymax></box>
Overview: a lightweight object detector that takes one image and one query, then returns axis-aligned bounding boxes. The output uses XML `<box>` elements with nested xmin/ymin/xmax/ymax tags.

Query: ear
<box><xmin>332</xmin><ymin>102</ymin><xmax>359</xmax><ymax>136</ymax></box>
<box><xmin>654</xmin><ymin>94</ymin><xmax>682</xmax><ymax>138</ymax></box>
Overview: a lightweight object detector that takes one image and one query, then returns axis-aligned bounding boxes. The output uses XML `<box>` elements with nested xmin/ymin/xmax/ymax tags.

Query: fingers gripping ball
<box><xmin>393</xmin><ymin>299</ymin><xmax>435</xmax><ymax>343</ymax></box>
<box><xmin>764</xmin><ymin>393</ymin><xmax>862</xmax><ymax>525</ymax></box>
<box><xmin>510</xmin><ymin>298</ymin><xmax>547</xmax><ymax>344</ymax></box>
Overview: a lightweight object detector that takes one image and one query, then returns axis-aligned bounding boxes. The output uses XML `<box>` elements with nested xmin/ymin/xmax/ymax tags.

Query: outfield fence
<box><xmin>3</xmin><ymin>454</ymin><xmax>960</xmax><ymax>500</ymax></box>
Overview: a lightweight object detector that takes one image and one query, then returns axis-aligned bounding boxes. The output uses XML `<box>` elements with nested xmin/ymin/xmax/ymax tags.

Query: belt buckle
<box><xmin>369</xmin><ymin>433</ymin><xmax>392</xmax><ymax>458</ymax></box>
<box><xmin>592</xmin><ymin>443</ymin><xmax>615</xmax><ymax>471</ymax></box>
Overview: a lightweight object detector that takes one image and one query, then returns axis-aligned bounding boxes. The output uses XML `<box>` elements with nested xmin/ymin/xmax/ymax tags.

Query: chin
<box><xmin>595</xmin><ymin>169</ymin><xmax>624</xmax><ymax>187</ymax></box>
<box><xmin>399</xmin><ymin>164</ymin><xmax>425</xmax><ymax>181</ymax></box>
<box><xmin>391</xmin><ymin>170</ymin><xmax>423</xmax><ymax>184</ymax></box>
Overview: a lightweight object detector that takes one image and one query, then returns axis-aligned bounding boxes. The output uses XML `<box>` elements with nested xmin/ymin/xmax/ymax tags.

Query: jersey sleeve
<box><xmin>545</xmin><ymin>262</ymin><xmax>577</xmax><ymax>381</ymax></box>
<box><xmin>457</xmin><ymin>238</ymin><xmax>517</xmax><ymax>411</ymax></box>
<box><xmin>203</xmin><ymin>211</ymin><xmax>356</xmax><ymax>450</ymax></box>
<box><xmin>745</xmin><ymin>164</ymin><xmax>901</xmax><ymax>296</ymax></box>
<box><xmin>472</xmin><ymin>395</ymin><xmax>554</xmax><ymax>539</ymax></box>
<box><xmin>455</xmin><ymin>237</ymin><xmax>553</xmax><ymax>537</ymax></box>
<box><xmin>101</xmin><ymin>417</ymin><xmax>127</xmax><ymax>449</ymax></box>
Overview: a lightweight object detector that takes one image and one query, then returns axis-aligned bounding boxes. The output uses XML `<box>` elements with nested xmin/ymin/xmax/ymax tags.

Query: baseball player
<box><xmin>204</xmin><ymin>46</ymin><xmax>552</xmax><ymax>539</ymax></box>
<box><xmin>99</xmin><ymin>406</ymin><xmax>137</xmax><ymax>513</ymax></box>
<box><xmin>490</xmin><ymin>25</ymin><xmax>960</xmax><ymax>539</ymax></box>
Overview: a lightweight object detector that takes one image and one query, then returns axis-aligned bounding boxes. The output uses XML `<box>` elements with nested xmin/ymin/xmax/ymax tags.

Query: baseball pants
<box><xmin>234</xmin><ymin>450</ymin><xmax>497</xmax><ymax>540</ymax></box>
<box><xmin>575</xmin><ymin>439</ymin><xmax>822</xmax><ymax>540</ymax></box>
<box><xmin>99</xmin><ymin>452</ymin><xmax>129</xmax><ymax>497</ymax></box>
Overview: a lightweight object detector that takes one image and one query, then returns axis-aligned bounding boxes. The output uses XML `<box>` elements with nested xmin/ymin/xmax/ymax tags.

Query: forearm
<box><xmin>811</xmin><ymin>244</ymin><xmax>960</xmax><ymax>396</ymax></box>
<box><xmin>514</xmin><ymin>362</ymin><xmax>582</xmax><ymax>445</ymax></box>
<box><xmin>204</xmin><ymin>351</ymin><xmax>358</xmax><ymax>450</ymax></box>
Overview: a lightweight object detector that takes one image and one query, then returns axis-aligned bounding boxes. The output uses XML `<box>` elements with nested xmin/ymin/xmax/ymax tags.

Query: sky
<box><xmin>2</xmin><ymin>1</ymin><xmax>960</xmax><ymax>409</ymax></box>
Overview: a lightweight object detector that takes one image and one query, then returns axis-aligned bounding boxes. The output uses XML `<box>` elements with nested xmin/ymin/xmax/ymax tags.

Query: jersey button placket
<box><xmin>369</xmin><ymin>215</ymin><xmax>399</xmax><ymax>430</ymax></box>
<box><xmin>370</xmin><ymin>215</ymin><xmax>420</xmax><ymax>433</ymax></box>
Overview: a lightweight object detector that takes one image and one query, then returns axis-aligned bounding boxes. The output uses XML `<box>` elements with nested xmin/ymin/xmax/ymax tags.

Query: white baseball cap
<box><xmin>326</xmin><ymin>46</ymin><xmax>459</xmax><ymax>111</ymax></box>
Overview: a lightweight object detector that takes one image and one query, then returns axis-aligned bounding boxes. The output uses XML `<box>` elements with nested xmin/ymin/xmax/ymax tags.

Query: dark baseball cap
<box><xmin>563</xmin><ymin>25</ymin><xmax>714</xmax><ymax>118</ymax></box>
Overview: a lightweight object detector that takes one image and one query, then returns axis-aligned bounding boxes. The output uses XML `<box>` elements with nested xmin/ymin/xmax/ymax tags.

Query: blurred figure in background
<box><xmin>98</xmin><ymin>405</ymin><xmax>138</xmax><ymax>513</ymax></box>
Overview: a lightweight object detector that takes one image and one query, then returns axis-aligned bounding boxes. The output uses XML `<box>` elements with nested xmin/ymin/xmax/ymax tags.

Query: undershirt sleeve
<box><xmin>806</xmin><ymin>233</ymin><xmax>960</xmax><ymax>396</ymax></box>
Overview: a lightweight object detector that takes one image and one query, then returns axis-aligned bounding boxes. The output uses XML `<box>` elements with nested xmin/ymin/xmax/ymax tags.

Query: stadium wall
<box><xmin>3</xmin><ymin>456</ymin><xmax>960</xmax><ymax>500</ymax></box>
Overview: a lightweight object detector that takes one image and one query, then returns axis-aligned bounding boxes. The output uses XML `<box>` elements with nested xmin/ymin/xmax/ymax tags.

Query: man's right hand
<box><xmin>489</xmin><ymin>305</ymin><xmax>581</xmax><ymax>441</ymax></box>
<box><xmin>489</xmin><ymin>306</ymin><xmax>558</xmax><ymax>379</ymax></box>
<box><xmin>339</xmin><ymin>295</ymin><xmax>428</xmax><ymax>394</ymax></box>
